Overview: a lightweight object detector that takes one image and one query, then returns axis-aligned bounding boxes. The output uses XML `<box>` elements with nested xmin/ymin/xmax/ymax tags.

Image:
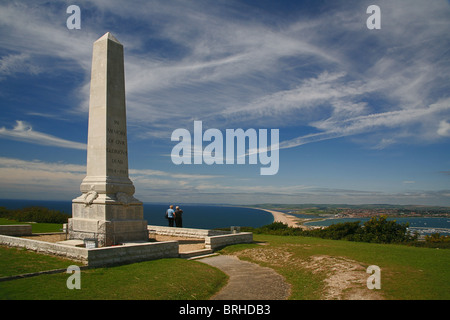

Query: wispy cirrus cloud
<box><xmin>0</xmin><ymin>0</ymin><xmax>449</xmax><ymax>206</ymax></box>
<box><xmin>0</xmin><ymin>121</ymin><xmax>86</xmax><ymax>150</ymax></box>
<box><xmin>0</xmin><ymin>156</ymin><xmax>223</xmax><ymax>201</ymax></box>
<box><xmin>1</xmin><ymin>0</ymin><xmax>449</xmax><ymax>152</ymax></box>
<box><xmin>0</xmin><ymin>155</ymin><xmax>448</xmax><ymax>205</ymax></box>
<box><xmin>278</xmin><ymin>98</ymin><xmax>450</xmax><ymax>150</ymax></box>
<box><xmin>0</xmin><ymin>157</ymin><xmax>85</xmax><ymax>199</ymax></box>
<box><xmin>0</xmin><ymin>53</ymin><xmax>42</xmax><ymax>79</ymax></box>
<box><xmin>185</xmin><ymin>0</ymin><xmax>450</xmax><ymax>150</ymax></box>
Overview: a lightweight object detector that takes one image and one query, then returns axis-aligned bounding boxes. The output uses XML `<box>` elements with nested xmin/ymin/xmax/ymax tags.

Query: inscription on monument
<box><xmin>107</xmin><ymin>118</ymin><xmax>128</xmax><ymax>176</ymax></box>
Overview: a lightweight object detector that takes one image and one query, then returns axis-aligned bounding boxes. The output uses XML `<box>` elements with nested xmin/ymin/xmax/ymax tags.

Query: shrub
<box><xmin>353</xmin><ymin>216</ymin><xmax>412</xmax><ymax>243</ymax></box>
<box><xmin>425</xmin><ymin>233</ymin><xmax>450</xmax><ymax>243</ymax></box>
<box><xmin>315</xmin><ymin>221</ymin><xmax>361</xmax><ymax>240</ymax></box>
<box><xmin>256</xmin><ymin>216</ymin><xmax>415</xmax><ymax>245</ymax></box>
<box><xmin>0</xmin><ymin>206</ymin><xmax>70</xmax><ymax>224</ymax></box>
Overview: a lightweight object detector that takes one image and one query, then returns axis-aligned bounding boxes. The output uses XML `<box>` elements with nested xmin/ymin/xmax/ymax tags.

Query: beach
<box><xmin>256</xmin><ymin>208</ymin><xmax>305</xmax><ymax>228</ymax></box>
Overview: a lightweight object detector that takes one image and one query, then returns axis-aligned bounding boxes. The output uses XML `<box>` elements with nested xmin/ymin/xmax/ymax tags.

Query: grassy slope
<box><xmin>1</xmin><ymin>233</ymin><xmax>449</xmax><ymax>300</ymax></box>
<box><xmin>220</xmin><ymin>234</ymin><xmax>450</xmax><ymax>300</ymax></box>
<box><xmin>0</xmin><ymin>218</ymin><xmax>63</xmax><ymax>233</ymax></box>
<box><xmin>0</xmin><ymin>246</ymin><xmax>227</xmax><ymax>300</ymax></box>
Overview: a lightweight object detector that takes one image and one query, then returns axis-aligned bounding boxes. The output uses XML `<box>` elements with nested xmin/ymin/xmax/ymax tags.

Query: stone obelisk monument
<box><xmin>68</xmin><ymin>32</ymin><xmax>148</xmax><ymax>247</ymax></box>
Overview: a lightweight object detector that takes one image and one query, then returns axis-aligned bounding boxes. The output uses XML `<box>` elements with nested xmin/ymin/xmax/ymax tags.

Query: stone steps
<box><xmin>187</xmin><ymin>253</ymin><xmax>220</xmax><ymax>260</ymax></box>
<box><xmin>179</xmin><ymin>248</ymin><xmax>216</xmax><ymax>259</ymax></box>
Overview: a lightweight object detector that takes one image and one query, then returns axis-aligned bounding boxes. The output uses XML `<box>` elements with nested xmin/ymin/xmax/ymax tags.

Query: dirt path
<box><xmin>198</xmin><ymin>255</ymin><xmax>291</xmax><ymax>300</ymax></box>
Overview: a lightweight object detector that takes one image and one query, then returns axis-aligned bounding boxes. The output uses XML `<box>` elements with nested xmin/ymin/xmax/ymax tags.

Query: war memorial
<box><xmin>0</xmin><ymin>33</ymin><xmax>252</xmax><ymax>266</ymax></box>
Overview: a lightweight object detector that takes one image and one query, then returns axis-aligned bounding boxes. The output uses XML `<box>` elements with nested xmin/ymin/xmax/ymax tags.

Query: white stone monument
<box><xmin>68</xmin><ymin>32</ymin><xmax>148</xmax><ymax>247</ymax></box>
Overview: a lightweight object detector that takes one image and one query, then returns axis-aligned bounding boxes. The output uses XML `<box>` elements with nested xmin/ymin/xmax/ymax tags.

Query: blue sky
<box><xmin>0</xmin><ymin>0</ymin><xmax>449</xmax><ymax>205</ymax></box>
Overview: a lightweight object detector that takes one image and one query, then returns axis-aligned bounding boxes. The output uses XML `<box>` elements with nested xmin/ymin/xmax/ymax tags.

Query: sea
<box><xmin>2</xmin><ymin>199</ymin><xmax>449</xmax><ymax>235</ymax></box>
<box><xmin>0</xmin><ymin>199</ymin><xmax>274</xmax><ymax>229</ymax></box>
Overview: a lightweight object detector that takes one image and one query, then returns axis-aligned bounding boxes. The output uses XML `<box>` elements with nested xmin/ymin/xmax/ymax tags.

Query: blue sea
<box><xmin>2</xmin><ymin>199</ymin><xmax>449</xmax><ymax>235</ymax></box>
<box><xmin>0</xmin><ymin>199</ymin><xmax>274</xmax><ymax>229</ymax></box>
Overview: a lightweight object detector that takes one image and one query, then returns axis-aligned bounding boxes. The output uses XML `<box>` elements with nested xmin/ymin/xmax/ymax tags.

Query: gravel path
<box><xmin>198</xmin><ymin>255</ymin><xmax>291</xmax><ymax>300</ymax></box>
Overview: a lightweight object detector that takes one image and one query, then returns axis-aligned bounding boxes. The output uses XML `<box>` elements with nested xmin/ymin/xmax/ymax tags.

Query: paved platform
<box><xmin>198</xmin><ymin>255</ymin><xmax>291</xmax><ymax>300</ymax></box>
<box><xmin>56</xmin><ymin>239</ymin><xmax>85</xmax><ymax>247</ymax></box>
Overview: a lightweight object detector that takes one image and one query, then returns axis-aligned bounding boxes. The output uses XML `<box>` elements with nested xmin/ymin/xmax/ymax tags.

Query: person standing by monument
<box><xmin>166</xmin><ymin>205</ymin><xmax>175</xmax><ymax>227</ymax></box>
<box><xmin>175</xmin><ymin>206</ymin><xmax>183</xmax><ymax>228</ymax></box>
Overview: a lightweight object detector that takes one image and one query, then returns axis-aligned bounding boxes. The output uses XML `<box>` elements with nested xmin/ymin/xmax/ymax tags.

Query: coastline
<box><xmin>253</xmin><ymin>208</ymin><xmax>305</xmax><ymax>228</ymax></box>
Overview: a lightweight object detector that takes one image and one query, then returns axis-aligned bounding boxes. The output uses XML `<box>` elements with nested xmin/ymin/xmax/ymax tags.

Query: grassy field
<box><xmin>0</xmin><ymin>218</ymin><xmax>63</xmax><ymax>233</ymax></box>
<box><xmin>1</xmin><ymin>231</ymin><xmax>449</xmax><ymax>300</ymax></box>
<box><xmin>0</xmin><ymin>246</ymin><xmax>227</xmax><ymax>300</ymax></box>
<box><xmin>221</xmin><ymin>234</ymin><xmax>450</xmax><ymax>300</ymax></box>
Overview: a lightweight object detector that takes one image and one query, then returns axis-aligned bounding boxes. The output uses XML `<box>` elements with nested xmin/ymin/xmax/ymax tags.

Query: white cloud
<box><xmin>0</xmin><ymin>53</ymin><xmax>41</xmax><ymax>78</ymax></box>
<box><xmin>0</xmin><ymin>156</ymin><xmax>448</xmax><ymax>205</ymax></box>
<box><xmin>1</xmin><ymin>0</ymin><xmax>449</xmax><ymax>150</ymax></box>
<box><xmin>0</xmin><ymin>121</ymin><xmax>87</xmax><ymax>150</ymax></box>
<box><xmin>437</xmin><ymin>120</ymin><xmax>450</xmax><ymax>137</ymax></box>
<box><xmin>0</xmin><ymin>156</ymin><xmax>222</xmax><ymax>201</ymax></box>
<box><xmin>0</xmin><ymin>1</ymin><xmax>449</xmax><ymax>205</ymax></box>
<box><xmin>0</xmin><ymin>157</ymin><xmax>85</xmax><ymax>199</ymax></box>
<box><xmin>278</xmin><ymin>96</ymin><xmax>450</xmax><ymax>150</ymax></box>
<box><xmin>129</xmin><ymin>168</ymin><xmax>222</xmax><ymax>180</ymax></box>
<box><xmin>0</xmin><ymin>3</ymin><xmax>93</xmax><ymax>70</ymax></box>
<box><xmin>0</xmin><ymin>157</ymin><xmax>85</xmax><ymax>173</ymax></box>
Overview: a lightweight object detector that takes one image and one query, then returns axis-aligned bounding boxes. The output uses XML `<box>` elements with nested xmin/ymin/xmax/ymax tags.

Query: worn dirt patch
<box><xmin>301</xmin><ymin>255</ymin><xmax>383</xmax><ymax>300</ymax></box>
<box><xmin>233</xmin><ymin>247</ymin><xmax>383</xmax><ymax>300</ymax></box>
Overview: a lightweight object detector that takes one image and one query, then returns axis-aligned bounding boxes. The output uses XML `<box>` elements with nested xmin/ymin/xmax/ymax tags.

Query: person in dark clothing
<box><xmin>174</xmin><ymin>206</ymin><xmax>183</xmax><ymax>228</ymax></box>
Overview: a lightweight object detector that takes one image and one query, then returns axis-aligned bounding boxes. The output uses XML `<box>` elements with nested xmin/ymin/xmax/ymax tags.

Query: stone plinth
<box><xmin>70</xmin><ymin>201</ymin><xmax>148</xmax><ymax>247</ymax></box>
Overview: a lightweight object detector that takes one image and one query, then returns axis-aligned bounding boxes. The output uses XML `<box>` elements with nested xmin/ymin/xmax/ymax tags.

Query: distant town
<box><xmin>323</xmin><ymin>207</ymin><xmax>450</xmax><ymax>219</ymax></box>
<box><xmin>253</xmin><ymin>204</ymin><xmax>450</xmax><ymax>218</ymax></box>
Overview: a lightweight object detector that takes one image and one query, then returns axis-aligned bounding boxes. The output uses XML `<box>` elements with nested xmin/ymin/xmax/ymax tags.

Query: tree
<box><xmin>355</xmin><ymin>216</ymin><xmax>411</xmax><ymax>243</ymax></box>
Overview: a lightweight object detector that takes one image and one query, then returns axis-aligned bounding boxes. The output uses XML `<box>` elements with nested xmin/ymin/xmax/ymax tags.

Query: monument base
<box><xmin>69</xmin><ymin>200</ymin><xmax>148</xmax><ymax>247</ymax></box>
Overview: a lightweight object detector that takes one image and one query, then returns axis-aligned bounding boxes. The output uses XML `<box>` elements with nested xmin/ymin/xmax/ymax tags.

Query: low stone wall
<box><xmin>0</xmin><ymin>226</ymin><xmax>253</xmax><ymax>266</ymax></box>
<box><xmin>0</xmin><ymin>234</ymin><xmax>178</xmax><ymax>267</ymax></box>
<box><xmin>147</xmin><ymin>225</ymin><xmax>228</xmax><ymax>238</ymax></box>
<box><xmin>86</xmin><ymin>241</ymin><xmax>179</xmax><ymax>267</ymax></box>
<box><xmin>205</xmin><ymin>232</ymin><xmax>253</xmax><ymax>250</ymax></box>
<box><xmin>0</xmin><ymin>225</ymin><xmax>32</xmax><ymax>236</ymax></box>
<box><xmin>148</xmin><ymin>225</ymin><xmax>253</xmax><ymax>251</ymax></box>
<box><xmin>0</xmin><ymin>234</ymin><xmax>88</xmax><ymax>262</ymax></box>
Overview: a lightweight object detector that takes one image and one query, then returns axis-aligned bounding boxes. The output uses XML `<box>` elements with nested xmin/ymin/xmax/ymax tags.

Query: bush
<box><xmin>313</xmin><ymin>221</ymin><xmax>361</xmax><ymax>240</ymax></box>
<box><xmin>256</xmin><ymin>216</ymin><xmax>416</xmax><ymax>245</ymax></box>
<box><xmin>351</xmin><ymin>216</ymin><xmax>413</xmax><ymax>243</ymax></box>
<box><xmin>425</xmin><ymin>233</ymin><xmax>450</xmax><ymax>243</ymax></box>
<box><xmin>255</xmin><ymin>222</ymin><xmax>304</xmax><ymax>236</ymax></box>
<box><xmin>0</xmin><ymin>206</ymin><xmax>70</xmax><ymax>224</ymax></box>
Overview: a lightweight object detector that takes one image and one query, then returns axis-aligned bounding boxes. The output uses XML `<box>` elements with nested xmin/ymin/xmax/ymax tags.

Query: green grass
<box><xmin>220</xmin><ymin>234</ymin><xmax>450</xmax><ymax>300</ymax></box>
<box><xmin>0</xmin><ymin>218</ymin><xmax>63</xmax><ymax>233</ymax></box>
<box><xmin>0</xmin><ymin>246</ymin><xmax>227</xmax><ymax>300</ymax></box>
<box><xmin>1</xmin><ymin>233</ymin><xmax>449</xmax><ymax>300</ymax></box>
<box><xmin>0</xmin><ymin>246</ymin><xmax>79</xmax><ymax>277</ymax></box>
